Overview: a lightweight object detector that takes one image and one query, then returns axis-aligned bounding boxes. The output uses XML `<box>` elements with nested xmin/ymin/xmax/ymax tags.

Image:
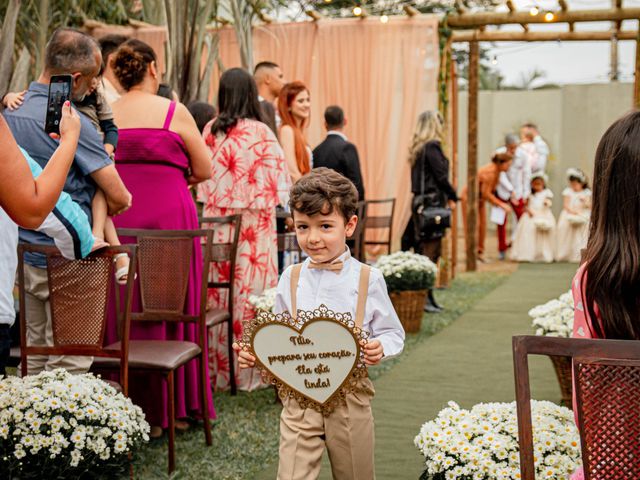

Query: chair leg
<box><xmin>200</xmin><ymin>352</ymin><xmax>212</xmax><ymax>446</ymax></box>
<box><xmin>228</xmin><ymin>317</ymin><xmax>237</xmax><ymax>396</ymax></box>
<box><xmin>167</xmin><ymin>370</ymin><xmax>176</xmax><ymax>475</ymax></box>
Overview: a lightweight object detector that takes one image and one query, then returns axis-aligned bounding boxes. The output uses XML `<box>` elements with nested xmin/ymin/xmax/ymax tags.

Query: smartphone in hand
<box><xmin>45</xmin><ymin>74</ymin><xmax>72</xmax><ymax>135</ymax></box>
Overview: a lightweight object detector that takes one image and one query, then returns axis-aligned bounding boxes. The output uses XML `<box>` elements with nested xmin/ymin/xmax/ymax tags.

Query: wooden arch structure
<box><xmin>441</xmin><ymin>1</ymin><xmax>640</xmax><ymax>274</ymax></box>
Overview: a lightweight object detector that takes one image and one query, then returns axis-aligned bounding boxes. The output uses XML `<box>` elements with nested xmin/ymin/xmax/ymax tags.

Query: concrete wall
<box><xmin>456</xmin><ymin>82</ymin><xmax>634</xmax><ymax>216</ymax></box>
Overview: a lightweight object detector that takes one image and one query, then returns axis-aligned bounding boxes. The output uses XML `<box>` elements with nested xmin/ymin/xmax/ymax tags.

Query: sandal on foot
<box><xmin>114</xmin><ymin>253</ymin><xmax>136</xmax><ymax>285</ymax></box>
<box><xmin>149</xmin><ymin>426</ymin><xmax>163</xmax><ymax>439</ymax></box>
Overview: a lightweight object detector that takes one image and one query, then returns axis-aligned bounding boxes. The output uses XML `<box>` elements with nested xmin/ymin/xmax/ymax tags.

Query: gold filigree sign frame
<box><xmin>242</xmin><ymin>304</ymin><xmax>369</xmax><ymax>416</ymax></box>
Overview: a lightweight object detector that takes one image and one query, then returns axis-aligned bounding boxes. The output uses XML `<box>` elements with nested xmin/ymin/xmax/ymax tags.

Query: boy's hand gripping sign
<box><xmin>242</xmin><ymin>304</ymin><xmax>369</xmax><ymax>415</ymax></box>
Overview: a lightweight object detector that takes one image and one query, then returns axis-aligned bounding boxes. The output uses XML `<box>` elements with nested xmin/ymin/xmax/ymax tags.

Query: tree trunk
<box><xmin>37</xmin><ymin>0</ymin><xmax>50</xmax><ymax>75</ymax></box>
<box><xmin>0</xmin><ymin>0</ymin><xmax>22</xmax><ymax>95</ymax></box>
<box><xmin>9</xmin><ymin>46</ymin><xmax>31</xmax><ymax>92</ymax></box>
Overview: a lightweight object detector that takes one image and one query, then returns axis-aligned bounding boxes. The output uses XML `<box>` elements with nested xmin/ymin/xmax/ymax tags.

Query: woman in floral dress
<box><xmin>197</xmin><ymin>68</ymin><xmax>291</xmax><ymax>391</ymax></box>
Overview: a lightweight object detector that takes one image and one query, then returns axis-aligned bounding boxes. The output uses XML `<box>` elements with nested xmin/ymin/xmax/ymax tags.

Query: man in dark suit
<box><xmin>312</xmin><ymin>106</ymin><xmax>365</xmax><ymax>200</ymax></box>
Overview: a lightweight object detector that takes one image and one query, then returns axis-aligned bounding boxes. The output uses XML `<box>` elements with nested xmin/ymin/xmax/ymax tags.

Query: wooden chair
<box><xmin>17</xmin><ymin>244</ymin><xmax>137</xmax><ymax>394</ymax></box>
<box><xmin>513</xmin><ymin>335</ymin><xmax>640</xmax><ymax>480</ymax></box>
<box><xmin>199</xmin><ymin>215</ymin><xmax>242</xmax><ymax>396</ymax></box>
<box><xmin>360</xmin><ymin>198</ymin><xmax>395</xmax><ymax>256</ymax></box>
<box><xmin>94</xmin><ymin>229</ymin><xmax>214</xmax><ymax>474</ymax></box>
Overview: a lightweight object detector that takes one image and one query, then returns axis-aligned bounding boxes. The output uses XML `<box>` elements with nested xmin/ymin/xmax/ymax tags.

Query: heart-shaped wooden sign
<box><xmin>243</xmin><ymin>304</ymin><xmax>368</xmax><ymax>415</ymax></box>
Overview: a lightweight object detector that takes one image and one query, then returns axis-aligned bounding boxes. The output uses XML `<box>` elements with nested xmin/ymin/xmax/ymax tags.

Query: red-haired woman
<box><xmin>278</xmin><ymin>81</ymin><xmax>311</xmax><ymax>182</ymax></box>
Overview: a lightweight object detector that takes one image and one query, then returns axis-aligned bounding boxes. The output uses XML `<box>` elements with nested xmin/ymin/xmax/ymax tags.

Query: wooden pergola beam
<box><xmin>558</xmin><ymin>0</ymin><xmax>568</xmax><ymax>12</ymax></box>
<box><xmin>447</xmin><ymin>7</ymin><xmax>640</xmax><ymax>27</ymax></box>
<box><xmin>452</xmin><ymin>29</ymin><xmax>638</xmax><ymax>42</ymax></box>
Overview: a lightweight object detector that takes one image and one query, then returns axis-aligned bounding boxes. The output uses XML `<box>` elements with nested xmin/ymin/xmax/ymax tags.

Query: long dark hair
<box><xmin>211</xmin><ymin>68</ymin><xmax>264</xmax><ymax>135</ymax></box>
<box><xmin>583</xmin><ymin>110</ymin><xmax>640</xmax><ymax>339</ymax></box>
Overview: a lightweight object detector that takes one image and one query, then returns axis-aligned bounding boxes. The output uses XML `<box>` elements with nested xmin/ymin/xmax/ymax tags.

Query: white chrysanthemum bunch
<box><xmin>374</xmin><ymin>251</ymin><xmax>438</xmax><ymax>292</ymax></box>
<box><xmin>0</xmin><ymin>369</ymin><xmax>150</xmax><ymax>478</ymax></box>
<box><xmin>414</xmin><ymin>400</ymin><xmax>581</xmax><ymax>480</ymax></box>
<box><xmin>249</xmin><ymin>287</ymin><xmax>277</xmax><ymax>313</ymax></box>
<box><xmin>529</xmin><ymin>291</ymin><xmax>574</xmax><ymax>337</ymax></box>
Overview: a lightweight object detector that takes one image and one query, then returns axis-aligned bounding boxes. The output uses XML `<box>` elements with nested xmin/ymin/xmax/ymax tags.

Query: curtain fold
<box><xmin>216</xmin><ymin>17</ymin><xmax>440</xmax><ymax>252</ymax></box>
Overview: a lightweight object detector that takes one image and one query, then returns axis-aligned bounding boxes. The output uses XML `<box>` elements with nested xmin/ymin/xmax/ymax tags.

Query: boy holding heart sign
<box><xmin>234</xmin><ymin>168</ymin><xmax>405</xmax><ymax>480</ymax></box>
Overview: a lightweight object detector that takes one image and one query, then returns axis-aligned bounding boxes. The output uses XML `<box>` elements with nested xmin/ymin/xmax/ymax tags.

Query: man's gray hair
<box><xmin>505</xmin><ymin>133</ymin><xmax>519</xmax><ymax>146</ymax></box>
<box><xmin>45</xmin><ymin>28</ymin><xmax>99</xmax><ymax>75</ymax></box>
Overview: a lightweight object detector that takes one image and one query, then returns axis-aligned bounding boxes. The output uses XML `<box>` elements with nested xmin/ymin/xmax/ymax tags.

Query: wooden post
<box><xmin>439</xmin><ymin>37</ymin><xmax>453</xmax><ymax>288</ymax></box>
<box><xmin>451</xmin><ymin>59</ymin><xmax>459</xmax><ymax>279</ymax></box>
<box><xmin>635</xmin><ymin>36</ymin><xmax>640</xmax><ymax>108</ymax></box>
<box><xmin>466</xmin><ymin>41</ymin><xmax>479</xmax><ymax>272</ymax></box>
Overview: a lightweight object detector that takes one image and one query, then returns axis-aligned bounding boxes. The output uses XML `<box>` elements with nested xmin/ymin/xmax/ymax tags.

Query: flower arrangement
<box><xmin>414</xmin><ymin>400</ymin><xmax>581</xmax><ymax>480</ymax></box>
<box><xmin>249</xmin><ymin>287</ymin><xmax>277</xmax><ymax>313</ymax></box>
<box><xmin>529</xmin><ymin>291</ymin><xmax>574</xmax><ymax>337</ymax></box>
<box><xmin>0</xmin><ymin>369</ymin><xmax>150</xmax><ymax>479</ymax></box>
<box><xmin>374</xmin><ymin>251</ymin><xmax>438</xmax><ymax>292</ymax></box>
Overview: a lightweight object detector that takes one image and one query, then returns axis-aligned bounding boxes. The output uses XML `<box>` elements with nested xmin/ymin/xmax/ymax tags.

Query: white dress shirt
<box><xmin>531</xmin><ymin>135</ymin><xmax>550</xmax><ymax>173</ymax></box>
<box><xmin>499</xmin><ymin>145</ymin><xmax>531</xmax><ymax>201</ymax></box>
<box><xmin>327</xmin><ymin>130</ymin><xmax>348</xmax><ymax>142</ymax></box>
<box><xmin>275</xmin><ymin>249</ymin><xmax>405</xmax><ymax>360</ymax></box>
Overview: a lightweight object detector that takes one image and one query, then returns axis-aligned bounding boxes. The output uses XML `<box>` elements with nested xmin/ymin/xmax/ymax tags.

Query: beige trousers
<box><xmin>21</xmin><ymin>264</ymin><xmax>92</xmax><ymax>375</ymax></box>
<box><xmin>277</xmin><ymin>378</ymin><xmax>376</xmax><ymax>480</ymax></box>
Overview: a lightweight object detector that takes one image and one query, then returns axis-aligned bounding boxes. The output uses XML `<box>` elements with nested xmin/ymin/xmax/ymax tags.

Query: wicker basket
<box><xmin>389</xmin><ymin>289</ymin><xmax>427</xmax><ymax>333</ymax></box>
<box><xmin>549</xmin><ymin>355</ymin><xmax>573</xmax><ymax>407</ymax></box>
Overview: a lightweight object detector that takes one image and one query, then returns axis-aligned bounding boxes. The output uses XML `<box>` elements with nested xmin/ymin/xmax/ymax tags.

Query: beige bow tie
<box><xmin>308</xmin><ymin>260</ymin><xmax>344</xmax><ymax>273</ymax></box>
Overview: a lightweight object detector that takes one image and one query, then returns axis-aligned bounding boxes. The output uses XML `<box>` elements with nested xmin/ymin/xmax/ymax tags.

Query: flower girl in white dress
<box><xmin>555</xmin><ymin>168</ymin><xmax>591</xmax><ymax>262</ymax></box>
<box><xmin>511</xmin><ymin>172</ymin><xmax>557</xmax><ymax>263</ymax></box>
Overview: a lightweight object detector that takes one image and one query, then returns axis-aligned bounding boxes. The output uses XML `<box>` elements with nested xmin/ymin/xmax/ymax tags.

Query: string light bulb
<box><xmin>529</xmin><ymin>6</ymin><xmax>539</xmax><ymax>15</ymax></box>
<box><xmin>323</xmin><ymin>0</ymin><xmax>332</xmax><ymax>2</ymax></box>
<box><xmin>544</xmin><ymin>11</ymin><xmax>555</xmax><ymax>21</ymax></box>
<box><xmin>353</xmin><ymin>6</ymin><xmax>362</xmax><ymax>16</ymax></box>
<box><xmin>380</xmin><ymin>14</ymin><xmax>389</xmax><ymax>23</ymax></box>
<box><xmin>491</xmin><ymin>55</ymin><xmax>498</xmax><ymax>65</ymax></box>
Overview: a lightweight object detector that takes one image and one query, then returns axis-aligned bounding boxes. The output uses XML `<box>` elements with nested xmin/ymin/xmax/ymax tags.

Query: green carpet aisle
<box><xmin>255</xmin><ymin>262</ymin><xmax>577</xmax><ymax>480</ymax></box>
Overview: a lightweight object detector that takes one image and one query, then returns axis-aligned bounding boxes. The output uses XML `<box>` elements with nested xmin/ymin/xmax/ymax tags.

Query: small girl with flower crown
<box><xmin>555</xmin><ymin>167</ymin><xmax>591</xmax><ymax>262</ymax></box>
<box><xmin>510</xmin><ymin>171</ymin><xmax>556</xmax><ymax>263</ymax></box>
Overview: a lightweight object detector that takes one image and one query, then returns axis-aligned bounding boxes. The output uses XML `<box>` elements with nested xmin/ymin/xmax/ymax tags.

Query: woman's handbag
<box><xmin>412</xmin><ymin>151</ymin><xmax>451</xmax><ymax>240</ymax></box>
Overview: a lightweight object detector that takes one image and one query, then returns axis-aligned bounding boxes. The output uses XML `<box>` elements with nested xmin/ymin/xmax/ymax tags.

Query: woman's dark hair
<box><xmin>187</xmin><ymin>101</ymin><xmax>216</xmax><ymax>134</ymax></box>
<box><xmin>583</xmin><ymin>110</ymin><xmax>640</xmax><ymax>340</ymax></box>
<box><xmin>111</xmin><ymin>39</ymin><xmax>156</xmax><ymax>91</ymax></box>
<box><xmin>211</xmin><ymin>68</ymin><xmax>264</xmax><ymax>135</ymax></box>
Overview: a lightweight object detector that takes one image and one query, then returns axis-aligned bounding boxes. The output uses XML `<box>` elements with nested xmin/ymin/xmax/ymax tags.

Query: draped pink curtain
<box><xmin>216</xmin><ymin>17</ymin><xmax>441</xmax><ymax>250</ymax></box>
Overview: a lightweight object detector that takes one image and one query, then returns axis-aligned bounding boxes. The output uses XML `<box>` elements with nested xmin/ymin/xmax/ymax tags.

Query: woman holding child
<box><xmin>108</xmin><ymin>39</ymin><xmax>214</xmax><ymax>436</ymax></box>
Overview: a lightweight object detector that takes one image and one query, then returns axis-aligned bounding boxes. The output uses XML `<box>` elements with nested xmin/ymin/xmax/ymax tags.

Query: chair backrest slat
<box><xmin>361</xmin><ymin>198</ymin><xmax>396</xmax><ymax>257</ymax></box>
<box><xmin>199</xmin><ymin>216</ymin><xmax>242</xmax><ymax>296</ymax></box>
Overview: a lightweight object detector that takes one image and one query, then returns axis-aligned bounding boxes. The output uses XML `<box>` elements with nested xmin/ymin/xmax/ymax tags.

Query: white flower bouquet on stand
<box><xmin>414</xmin><ymin>400</ymin><xmax>581</xmax><ymax>480</ymax></box>
<box><xmin>529</xmin><ymin>291</ymin><xmax>575</xmax><ymax>405</ymax></box>
<box><xmin>249</xmin><ymin>287</ymin><xmax>277</xmax><ymax>313</ymax></box>
<box><xmin>0</xmin><ymin>369</ymin><xmax>150</xmax><ymax>479</ymax></box>
<box><xmin>374</xmin><ymin>251</ymin><xmax>438</xmax><ymax>333</ymax></box>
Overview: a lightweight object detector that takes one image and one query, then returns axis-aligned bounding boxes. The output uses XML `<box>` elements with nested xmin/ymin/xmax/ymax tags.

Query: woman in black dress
<box><xmin>402</xmin><ymin>111</ymin><xmax>458</xmax><ymax>312</ymax></box>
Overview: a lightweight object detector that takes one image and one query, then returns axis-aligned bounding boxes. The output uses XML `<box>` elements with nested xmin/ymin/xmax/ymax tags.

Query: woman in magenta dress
<box><xmin>569</xmin><ymin>111</ymin><xmax>640</xmax><ymax>480</ymax></box>
<box><xmin>197</xmin><ymin>68</ymin><xmax>291</xmax><ymax>391</ymax></box>
<box><xmin>109</xmin><ymin>39</ymin><xmax>214</xmax><ymax>437</ymax></box>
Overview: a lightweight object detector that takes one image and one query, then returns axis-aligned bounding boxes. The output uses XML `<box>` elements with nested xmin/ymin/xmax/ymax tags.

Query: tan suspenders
<box><xmin>289</xmin><ymin>262</ymin><xmax>371</xmax><ymax>328</ymax></box>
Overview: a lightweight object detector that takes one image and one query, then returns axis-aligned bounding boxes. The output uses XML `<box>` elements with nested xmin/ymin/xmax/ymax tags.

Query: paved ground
<box><xmin>255</xmin><ymin>262</ymin><xmax>578</xmax><ymax>479</ymax></box>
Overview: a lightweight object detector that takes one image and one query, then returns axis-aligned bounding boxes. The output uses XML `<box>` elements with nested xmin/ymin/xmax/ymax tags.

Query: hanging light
<box><xmin>380</xmin><ymin>14</ymin><xmax>389</xmax><ymax>23</ymax></box>
<box><xmin>529</xmin><ymin>5</ymin><xmax>539</xmax><ymax>15</ymax></box>
<box><xmin>491</xmin><ymin>55</ymin><xmax>498</xmax><ymax>65</ymax></box>
<box><xmin>353</xmin><ymin>6</ymin><xmax>363</xmax><ymax>16</ymax></box>
<box><xmin>323</xmin><ymin>0</ymin><xmax>332</xmax><ymax>3</ymax></box>
<box><xmin>544</xmin><ymin>11</ymin><xmax>555</xmax><ymax>21</ymax></box>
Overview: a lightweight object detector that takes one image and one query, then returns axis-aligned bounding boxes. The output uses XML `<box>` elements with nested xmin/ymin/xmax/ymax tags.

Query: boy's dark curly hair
<box><xmin>289</xmin><ymin>167</ymin><xmax>359</xmax><ymax>223</ymax></box>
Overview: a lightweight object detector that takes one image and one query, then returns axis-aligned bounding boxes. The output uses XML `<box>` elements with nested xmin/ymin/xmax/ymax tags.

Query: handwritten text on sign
<box><xmin>252</xmin><ymin>320</ymin><xmax>359</xmax><ymax>405</ymax></box>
